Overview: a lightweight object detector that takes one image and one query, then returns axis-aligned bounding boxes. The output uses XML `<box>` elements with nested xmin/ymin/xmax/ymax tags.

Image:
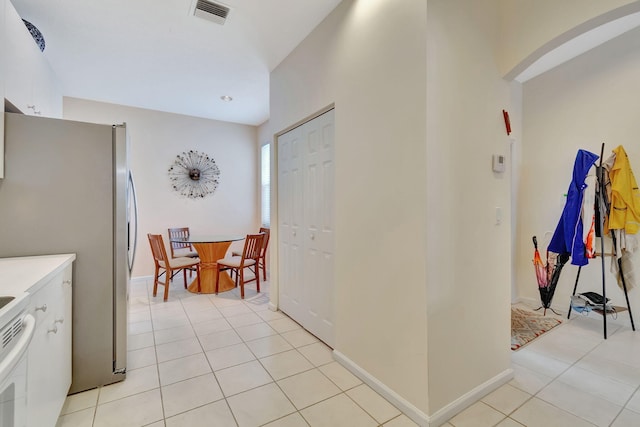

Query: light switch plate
<box><xmin>492</xmin><ymin>154</ymin><xmax>505</xmax><ymax>173</ymax></box>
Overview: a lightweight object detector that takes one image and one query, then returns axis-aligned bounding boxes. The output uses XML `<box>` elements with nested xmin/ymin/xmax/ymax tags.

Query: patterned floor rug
<box><xmin>511</xmin><ymin>307</ymin><xmax>562</xmax><ymax>350</ymax></box>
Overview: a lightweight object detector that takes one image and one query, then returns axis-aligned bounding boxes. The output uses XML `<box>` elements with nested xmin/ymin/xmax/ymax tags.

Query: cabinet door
<box><xmin>4</xmin><ymin>0</ymin><xmax>62</xmax><ymax>118</ymax></box>
<box><xmin>51</xmin><ymin>266</ymin><xmax>73</xmax><ymax>403</ymax></box>
<box><xmin>1</xmin><ymin>0</ymin><xmax>6</xmax><ymax>178</ymax></box>
<box><xmin>4</xmin><ymin>0</ymin><xmax>34</xmax><ymax>114</ymax></box>
<box><xmin>31</xmin><ymin>55</ymin><xmax>63</xmax><ymax>118</ymax></box>
<box><xmin>26</xmin><ymin>265</ymin><xmax>72</xmax><ymax>427</ymax></box>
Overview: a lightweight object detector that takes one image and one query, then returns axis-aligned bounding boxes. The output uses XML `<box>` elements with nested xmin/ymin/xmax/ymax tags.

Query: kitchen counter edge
<box><xmin>0</xmin><ymin>254</ymin><xmax>76</xmax><ymax>296</ymax></box>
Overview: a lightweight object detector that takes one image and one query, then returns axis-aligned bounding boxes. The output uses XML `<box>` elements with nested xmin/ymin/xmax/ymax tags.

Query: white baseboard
<box><xmin>333</xmin><ymin>351</ymin><xmax>514</xmax><ymax>427</ymax></box>
<box><xmin>427</xmin><ymin>368</ymin><xmax>514</xmax><ymax>426</ymax></box>
<box><xmin>333</xmin><ymin>350</ymin><xmax>430</xmax><ymax>426</ymax></box>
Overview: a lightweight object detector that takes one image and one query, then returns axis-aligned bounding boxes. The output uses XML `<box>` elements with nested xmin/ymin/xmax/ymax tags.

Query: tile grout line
<box><xmin>179</xmin><ymin>286</ymin><xmax>241</xmax><ymax>427</ymax></box>
<box><xmin>147</xmin><ymin>278</ymin><xmax>167</xmax><ymax>427</ymax></box>
<box><xmin>531</xmin><ymin>323</ymin><xmax>630</xmax><ymax>427</ymax></box>
<box><xmin>64</xmin><ymin>278</ymin><xmax>415</xmax><ymax>427</ymax></box>
<box><xmin>509</xmin><ymin>308</ymin><xmax>640</xmax><ymax>427</ymax></box>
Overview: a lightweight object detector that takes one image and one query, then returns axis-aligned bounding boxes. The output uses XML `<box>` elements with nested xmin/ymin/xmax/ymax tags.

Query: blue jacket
<box><xmin>548</xmin><ymin>149</ymin><xmax>599</xmax><ymax>266</ymax></box>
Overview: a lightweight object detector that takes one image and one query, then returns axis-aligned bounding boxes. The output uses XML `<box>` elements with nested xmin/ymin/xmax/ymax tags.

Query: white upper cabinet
<box><xmin>1</xmin><ymin>0</ymin><xmax>6</xmax><ymax>179</ymax></box>
<box><xmin>4</xmin><ymin>0</ymin><xmax>62</xmax><ymax>118</ymax></box>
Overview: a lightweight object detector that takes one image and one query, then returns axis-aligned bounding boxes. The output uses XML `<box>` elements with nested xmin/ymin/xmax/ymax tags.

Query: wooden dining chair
<box><xmin>148</xmin><ymin>233</ymin><xmax>201</xmax><ymax>301</ymax></box>
<box><xmin>232</xmin><ymin>227</ymin><xmax>270</xmax><ymax>281</ymax></box>
<box><xmin>168</xmin><ymin>227</ymin><xmax>198</xmax><ymax>280</ymax></box>
<box><xmin>216</xmin><ymin>233</ymin><xmax>264</xmax><ymax>299</ymax></box>
<box><xmin>167</xmin><ymin>227</ymin><xmax>198</xmax><ymax>258</ymax></box>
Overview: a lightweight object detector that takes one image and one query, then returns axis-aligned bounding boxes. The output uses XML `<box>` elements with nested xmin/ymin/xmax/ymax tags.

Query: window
<box><xmin>261</xmin><ymin>144</ymin><xmax>271</xmax><ymax>227</ymax></box>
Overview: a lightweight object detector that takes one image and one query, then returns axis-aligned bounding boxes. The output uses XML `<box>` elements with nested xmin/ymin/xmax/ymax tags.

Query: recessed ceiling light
<box><xmin>220</xmin><ymin>95</ymin><xmax>233</xmax><ymax>102</ymax></box>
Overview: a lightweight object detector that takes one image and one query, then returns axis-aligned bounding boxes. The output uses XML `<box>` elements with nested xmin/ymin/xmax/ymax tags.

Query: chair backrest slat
<box><xmin>241</xmin><ymin>233</ymin><xmax>264</xmax><ymax>263</ymax></box>
<box><xmin>168</xmin><ymin>227</ymin><xmax>193</xmax><ymax>257</ymax></box>
<box><xmin>148</xmin><ymin>233</ymin><xmax>170</xmax><ymax>265</ymax></box>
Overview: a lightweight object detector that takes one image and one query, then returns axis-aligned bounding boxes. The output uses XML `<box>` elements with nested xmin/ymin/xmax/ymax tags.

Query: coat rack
<box><xmin>567</xmin><ymin>143</ymin><xmax>636</xmax><ymax>339</ymax></box>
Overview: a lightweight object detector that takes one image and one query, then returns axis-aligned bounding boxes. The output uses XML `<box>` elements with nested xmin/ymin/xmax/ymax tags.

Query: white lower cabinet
<box><xmin>26</xmin><ymin>265</ymin><xmax>72</xmax><ymax>427</ymax></box>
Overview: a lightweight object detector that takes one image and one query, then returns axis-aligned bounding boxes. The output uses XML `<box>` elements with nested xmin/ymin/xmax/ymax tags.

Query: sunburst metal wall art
<box><xmin>168</xmin><ymin>150</ymin><xmax>221</xmax><ymax>199</ymax></box>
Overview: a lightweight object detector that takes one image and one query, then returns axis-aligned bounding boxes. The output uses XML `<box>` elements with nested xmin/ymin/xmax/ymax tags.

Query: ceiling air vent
<box><xmin>193</xmin><ymin>0</ymin><xmax>230</xmax><ymax>25</ymax></box>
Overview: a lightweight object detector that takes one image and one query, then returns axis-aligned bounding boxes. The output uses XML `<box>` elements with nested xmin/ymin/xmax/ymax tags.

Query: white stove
<box><xmin>0</xmin><ymin>293</ymin><xmax>33</xmax><ymax>427</ymax></box>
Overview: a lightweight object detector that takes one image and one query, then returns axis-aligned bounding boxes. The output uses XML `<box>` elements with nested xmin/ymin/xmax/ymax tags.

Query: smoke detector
<box><xmin>192</xmin><ymin>0</ymin><xmax>230</xmax><ymax>25</ymax></box>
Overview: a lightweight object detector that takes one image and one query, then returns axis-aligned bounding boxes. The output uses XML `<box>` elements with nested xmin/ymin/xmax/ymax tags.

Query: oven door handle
<box><xmin>0</xmin><ymin>314</ymin><xmax>36</xmax><ymax>384</ymax></box>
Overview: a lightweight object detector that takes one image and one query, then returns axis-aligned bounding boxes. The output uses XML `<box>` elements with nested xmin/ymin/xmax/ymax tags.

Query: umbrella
<box><xmin>532</xmin><ymin>236</ymin><xmax>569</xmax><ymax>316</ymax></box>
<box><xmin>532</xmin><ymin>236</ymin><xmax>547</xmax><ymax>288</ymax></box>
<box><xmin>541</xmin><ymin>251</ymin><xmax>570</xmax><ymax>315</ymax></box>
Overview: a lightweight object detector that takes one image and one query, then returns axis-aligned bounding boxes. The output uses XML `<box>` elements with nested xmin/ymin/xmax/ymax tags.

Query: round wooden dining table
<box><xmin>170</xmin><ymin>234</ymin><xmax>244</xmax><ymax>294</ymax></box>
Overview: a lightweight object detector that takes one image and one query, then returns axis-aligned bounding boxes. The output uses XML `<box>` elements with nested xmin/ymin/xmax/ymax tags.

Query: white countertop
<box><xmin>0</xmin><ymin>254</ymin><xmax>76</xmax><ymax>296</ymax></box>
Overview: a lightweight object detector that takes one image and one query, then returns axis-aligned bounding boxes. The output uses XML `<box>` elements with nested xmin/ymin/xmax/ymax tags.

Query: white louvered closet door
<box><xmin>278</xmin><ymin>109</ymin><xmax>335</xmax><ymax>347</ymax></box>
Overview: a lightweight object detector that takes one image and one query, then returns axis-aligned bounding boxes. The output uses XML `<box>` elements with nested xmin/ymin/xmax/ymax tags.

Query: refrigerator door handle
<box><xmin>127</xmin><ymin>170</ymin><xmax>138</xmax><ymax>274</ymax></box>
<box><xmin>113</xmin><ymin>124</ymin><xmax>128</xmax><ymax>379</ymax></box>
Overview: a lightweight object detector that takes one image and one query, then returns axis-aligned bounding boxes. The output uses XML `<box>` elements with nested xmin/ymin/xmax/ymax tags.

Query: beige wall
<box><xmin>498</xmin><ymin>0</ymin><xmax>640</xmax><ymax>78</ymax></box>
<box><xmin>266</xmin><ymin>0</ymin><xmax>516</xmax><ymax>419</ymax></box>
<box><xmin>427</xmin><ymin>0</ymin><xmax>513</xmax><ymax>414</ymax></box>
<box><xmin>517</xmin><ymin>26</ymin><xmax>640</xmax><ymax>316</ymax></box>
<box><xmin>267</xmin><ymin>0</ymin><xmax>431</xmax><ymax>416</ymax></box>
<box><xmin>63</xmin><ymin>97</ymin><xmax>259</xmax><ymax>278</ymax></box>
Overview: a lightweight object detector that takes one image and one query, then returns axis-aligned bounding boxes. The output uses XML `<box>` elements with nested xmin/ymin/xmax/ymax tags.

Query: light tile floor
<box><xmin>55</xmin><ymin>277</ymin><xmax>640</xmax><ymax>427</ymax></box>
<box><xmin>445</xmin><ymin>302</ymin><xmax>640</xmax><ymax>427</ymax></box>
<box><xmin>56</xmin><ymin>277</ymin><xmax>415</xmax><ymax>427</ymax></box>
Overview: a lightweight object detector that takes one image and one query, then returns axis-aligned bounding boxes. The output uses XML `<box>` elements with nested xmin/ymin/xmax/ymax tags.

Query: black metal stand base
<box><xmin>534</xmin><ymin>306</ymin><xmax>562</xmax><ymax>316</ymax></box>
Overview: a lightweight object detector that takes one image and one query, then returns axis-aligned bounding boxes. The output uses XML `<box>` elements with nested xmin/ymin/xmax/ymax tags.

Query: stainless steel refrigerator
<box><xmin>0</xmin><ymin>112</ymin><xmax>137</xmax><ymax>394</ymax></box>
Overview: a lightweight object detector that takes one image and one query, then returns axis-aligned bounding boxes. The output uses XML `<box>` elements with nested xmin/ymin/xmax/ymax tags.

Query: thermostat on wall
<box><xmin>492</xmin><ymin>154</ymin><xmax>505</xmax><ymax>173</ymax></box>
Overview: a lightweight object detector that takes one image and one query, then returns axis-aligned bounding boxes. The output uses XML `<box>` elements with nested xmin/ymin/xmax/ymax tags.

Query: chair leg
<box><xmin>215</xmin><ymin>266</ymin><xmax>220</xmax><ymax>294</ymax></box>
<box><xmin>256</xmin><ymin>264</ymin><xmax>260</xmax><ymax>294</ymax></box>
<box><xmin>164</xmin><ymin>269</ymin><xmax>171</xmax><ymax>301</ymax></box>
<box><xmin>183</xmin><ymin>268</ymin><xmax>188</xmax><ymax>288</ymax></box>
<box><xmin>196</xmin><ymin>266</ymin><xmax>201</xmax><ymax>293</ymax></box>
<box><xmin>261</xmin><ymin>256</ymin><xmax>266</xmax><ymax>281</ymax></box>
<box><xmin>239</xmin><ymin>268</ymin><xmax>245</xmax><ymax>299</ymax></box>
<box><xmin>153</xmin><ymin>266</ymin><xmax>160</xmax><ymax>297</ymax></box>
